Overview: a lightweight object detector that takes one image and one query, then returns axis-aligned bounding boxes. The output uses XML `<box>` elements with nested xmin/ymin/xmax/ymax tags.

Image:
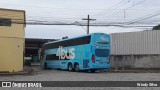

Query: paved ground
<box><xmin>0</xmin><ymin>69</ymin><xmax>160</xmax><ymax>81</ymax></box>
<box><xmin>0</xmin><ymin>67</ymin><xmax>160</xmax><ymax>90</ymax></box>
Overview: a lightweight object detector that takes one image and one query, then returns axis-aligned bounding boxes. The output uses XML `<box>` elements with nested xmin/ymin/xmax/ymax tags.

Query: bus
<box><xmin>39</xmin><ymin>33</ymin><xmax>110</xmax><ymax>72</ymax></box>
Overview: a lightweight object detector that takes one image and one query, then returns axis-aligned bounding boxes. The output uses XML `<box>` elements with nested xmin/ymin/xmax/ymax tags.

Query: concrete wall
<box><xmin>110</xmin><ymin>55</ymin><xmax>160</xmax><ymax>69</ymax></box>
<box><xmin>0</xmin><ymin>8</ymin><xmax>25</xmax><ymax>72</ymax></box>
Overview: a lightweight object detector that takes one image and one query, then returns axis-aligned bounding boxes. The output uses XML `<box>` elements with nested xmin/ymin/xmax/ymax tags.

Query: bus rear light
<box><xmin>92</xmin><ymin>54</ymin><xmax>95</xmax><ymax>63</ymax></box>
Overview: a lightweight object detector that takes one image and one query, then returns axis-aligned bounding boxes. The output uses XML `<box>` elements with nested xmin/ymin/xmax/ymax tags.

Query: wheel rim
<box><xmin>69</xmin><ymin>64</ymin><xmax>72</xmax><ymax>71</ymax></box>
<box><xmin>75</xmin><ymin>64</ymin><xmax>79</xmax><ymax>71</ymax></box>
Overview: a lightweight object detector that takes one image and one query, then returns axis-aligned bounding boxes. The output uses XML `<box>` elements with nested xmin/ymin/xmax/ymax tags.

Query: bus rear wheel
<box><xmin>68</xmin><ymin>63</ymin><xmax>73</xmax><ymax>72</ymax></box>
<box><xmin>74</xmin><ymin>64</ymin><xmax>79</xmax><ymax>72</ymax></box>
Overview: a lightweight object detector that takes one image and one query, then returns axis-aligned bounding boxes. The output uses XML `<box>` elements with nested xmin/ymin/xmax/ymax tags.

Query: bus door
<box><xmin>93</xmin><ymin>33</ymin><xmax>110</xmax><ymax>65</ymax></box>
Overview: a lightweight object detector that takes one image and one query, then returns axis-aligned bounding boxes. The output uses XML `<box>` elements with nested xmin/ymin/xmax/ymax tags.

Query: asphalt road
<box><xmin>0</xmin><ymin>69</ymin><xmax>160</xmax><ymax>81</ymax></box>
<box><xmin>0</xmin><ymin>68</ymin><xmax>160</xmax><ymax>90</ymax></box>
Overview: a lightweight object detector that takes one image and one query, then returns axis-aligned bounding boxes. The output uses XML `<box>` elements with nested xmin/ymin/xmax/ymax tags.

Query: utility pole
<box><xmin>82</xmin><ymin>15</ymin><xmax>96</xmax><ymax>34</ymax></box>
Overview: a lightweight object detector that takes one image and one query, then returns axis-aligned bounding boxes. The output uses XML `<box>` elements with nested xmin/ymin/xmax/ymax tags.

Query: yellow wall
<box><xmin>0</xmin><ymin>38</ymin><xmax>24</xmax><ymax>72</ymax></box>
<box><xmin>0</xmin><ymin>9</ymin><xmax>25</xmax><ymax>38</ymax></box>
<box><xmin>0</xmin><ymin>8</ymin><xmax>25</xmax><ymax>72</ymax></box>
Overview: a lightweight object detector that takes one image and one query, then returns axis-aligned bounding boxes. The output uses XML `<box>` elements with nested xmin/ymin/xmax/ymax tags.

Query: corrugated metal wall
<box><xmin>110</xmin><ymin>30</ymin><xmax>160</xmax><ymax>55</ymax></box>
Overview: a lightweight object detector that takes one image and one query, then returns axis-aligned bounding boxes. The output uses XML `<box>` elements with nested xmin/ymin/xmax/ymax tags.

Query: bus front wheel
<box><xmin>74</xmin><ymin>63</ymin><xmax>79</xmax><ymax>72</ymax></box>
<box><xmin>68</xmin><ymin>63</ymin><xmax>73</xmax><ymax>72</ymax></box>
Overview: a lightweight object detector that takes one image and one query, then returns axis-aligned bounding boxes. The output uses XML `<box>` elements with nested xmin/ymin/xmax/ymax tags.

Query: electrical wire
<box><xmin>126</xmin><ymin>11</ymin><xmax>160</xmax><ymax>25</ymax></box>
<box><xmin>93</xmin><ymin>0</ymin><xmax>131</xmax><ymax>18</ymax></box>
<box><xmin>98</xmin><ymin>0</ymin><xmax>147</xmax><ymax>19</ymax></box>
<box><xmin>92</xmin><ymin>0</ymin><xmax>126</xmax><ymax>16</ymax></box>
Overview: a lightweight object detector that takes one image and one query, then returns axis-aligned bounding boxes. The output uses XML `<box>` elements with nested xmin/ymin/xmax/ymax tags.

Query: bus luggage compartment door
<box><xmin>83</xmin><ymin>59</ymin><xmax>89</xmax><ymax>68</ymax></box>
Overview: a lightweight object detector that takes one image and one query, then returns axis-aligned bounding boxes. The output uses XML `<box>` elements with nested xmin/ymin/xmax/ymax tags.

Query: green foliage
<box><xmin>152</xmin><ymin>24</ymin><xmax>160</xmax><ymax>30</ymax></box>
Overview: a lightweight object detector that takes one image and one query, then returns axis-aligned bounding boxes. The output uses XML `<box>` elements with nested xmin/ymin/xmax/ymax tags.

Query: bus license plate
<box><xmin>101</xmin><ymin>61</ymin><xmax>104</xmax><ymax>64</ymax></box>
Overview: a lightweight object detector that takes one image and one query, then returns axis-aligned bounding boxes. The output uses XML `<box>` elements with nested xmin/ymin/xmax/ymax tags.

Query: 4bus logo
<box><xmin>56</xmin><ymin>46</ymin><xmax>75</xmax><ymax>60</ymax></box>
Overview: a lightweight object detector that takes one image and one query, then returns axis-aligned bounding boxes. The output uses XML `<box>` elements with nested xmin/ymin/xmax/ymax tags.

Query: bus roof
<box><xmin>43</xmin><ymin>33</ymin><xmax>108</xmax><ymax>45</ymax></box>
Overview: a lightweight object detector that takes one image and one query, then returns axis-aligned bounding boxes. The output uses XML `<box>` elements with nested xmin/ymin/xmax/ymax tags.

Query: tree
<box><xmin>152</xmin><ymin>24</ymin><xmax>160</xmax><ymax>30</ymax></box>
<box><xmin>62</xmin><ymin>36</ymin><xmax>68</xmax><ymax>39</ymax></box>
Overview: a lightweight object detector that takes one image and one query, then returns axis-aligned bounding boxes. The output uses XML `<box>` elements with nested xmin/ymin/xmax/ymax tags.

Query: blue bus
<box><xmin>39</xmin><ymin>33</ymin><xmax>110</xmax><ymax>72</ymax></box>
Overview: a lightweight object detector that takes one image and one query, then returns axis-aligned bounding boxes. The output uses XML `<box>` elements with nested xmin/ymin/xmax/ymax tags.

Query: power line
<box><xmin>0</xmin><ymin>19</ymin><xmax>155</xmax><ymax>29</ymax></box>
<box><xmin>74</xmin><ymin>21</ymin><xmax>87</xmax><ymax>32</ymax></box>
<box><xmin>0</xmin><ymin>14</ymin><xmax>157</xmax><ymax>27</ymax></box>
<box><xmin>126</xmin><ymin>11</ymin><xmax>160</xmax><ymax>25</ymax></box>
<box><xmin>92</xmin><ymin>0</ymin><xmax>126</xmax><ymax>16</ymax></box>
<box><xmin>0</xmin><ymin>11</ymin><xmax>159</xmax><ymax>27</ymax></box>
<box><xmin>98</xmin><ymin>0</ymin><xmax>147</xmax><ymax>19</ymax></box>
<box><xmin>93</xmin><ymin>0</ymin><xmax>131</xmax><ymax>18</ymax></box>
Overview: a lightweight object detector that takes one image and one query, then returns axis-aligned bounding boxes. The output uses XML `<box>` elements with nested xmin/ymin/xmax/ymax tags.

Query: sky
<box><xmin>0</xmin><ymin>0</ymin><xmax>160</xmax><ymax>39</ymax></box>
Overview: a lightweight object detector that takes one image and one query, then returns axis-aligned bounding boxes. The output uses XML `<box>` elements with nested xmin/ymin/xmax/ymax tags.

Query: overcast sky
<box><xmin>0</xmin><ymin>0</ymin><xmax>160</xmax><ymax>39</ymax></box>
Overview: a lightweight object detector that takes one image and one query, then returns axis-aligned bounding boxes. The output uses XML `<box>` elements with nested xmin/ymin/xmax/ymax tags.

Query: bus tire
<box><xmin>74</xmin><ymin>63</ymin><xmax>79</xmax><ymax>72</ymax></box>
<box><xmin>68</xmin><ymin>63</ymin><xmax>73</xmax><ymax>72</ymax></box>
<box><xmin>44</xmin><ymin>63</ymin><xmax>48</xmax><ymax>69</ymax></box>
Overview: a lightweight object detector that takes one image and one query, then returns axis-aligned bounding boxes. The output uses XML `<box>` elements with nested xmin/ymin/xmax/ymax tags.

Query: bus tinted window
<box><xmin>95</xmin><ymin>49</ymin><xmax>109</xmax><ymax>57</ymax></box>
<box><xmin>46</xmin><ymin>54</ymin><xmax>69</xmax><ymax>60</ymax></box>
<box><xmin>43</xmin><ymin>36</ymin><xmax>91</xmax><ymax>49</ymax></box>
